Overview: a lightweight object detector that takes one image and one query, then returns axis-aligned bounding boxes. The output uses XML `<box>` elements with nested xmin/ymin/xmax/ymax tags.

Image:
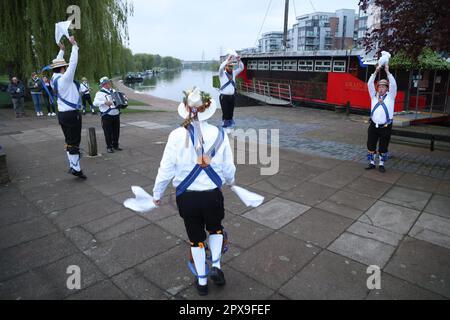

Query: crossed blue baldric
<box><xmin>53</xmin><ymin>76</ymin><xmax>81</xmax><ymax>110</ymax></box>
<box><xmin>220</xmin><ymin>71</ymin><xmax>235</xmax><ymax>91</ymax></box>
<box><xmin>371</xmin><ymin>94</ymin><xmax>392</xmax><ymax>127</ymax></box>
<box><xmin>175</xmin><ymin>124</ymin><xmax>225</xmax><ymax>197</ymax></box>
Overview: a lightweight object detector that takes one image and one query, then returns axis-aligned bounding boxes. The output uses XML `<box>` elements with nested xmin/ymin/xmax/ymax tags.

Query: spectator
<box><xmin>28</xmin><ymin>72</ymin><xmax>44</xmax><ymax>117</ymax></box>
<box><xmin>7</xmin><ymin>77</ymin><xmax>26</xmax><ymax>118</ymax></box>
<box><xmin>79</xmin><ymin>77</ymin><xmax>96</xmax><ymax>115</ymax></box>
<box><xmin>42</xmin><ymin>76</ymin><xmax>57</xmax><ymax>116</ymax></box>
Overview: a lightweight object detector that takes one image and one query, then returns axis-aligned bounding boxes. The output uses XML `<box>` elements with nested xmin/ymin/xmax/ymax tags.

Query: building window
<box><xmin>333</xmin><ymin>60</ymin><xmax>346</xmax><ymax>73</ymax></box>
<box><xmin>270</xmin><ymin>60</ymin><xmax>283</xmax><ymax>71</ymax></box>
<box><xmin>258</xmin><ymin>60</ymin><xmax>270</xmax><ymax>70</ymax></box>
<box><xmin>283</xmin><ymin>60</ymin><xmax>298</xmax><ymax>71</ymax></box>
<box><xmin>298</xmin><ymin>60</ymin><xmax>314</xmax><ymax>72</ymax></box>
<box><xmin>248</xmin><ymin>60</ymin><xmax>258</xmax><ymax>70</ymax></box>
<box><xmin>315</xmin><ymin>60</ymin><xmax>332</xmax><ymax>72</ymax></box>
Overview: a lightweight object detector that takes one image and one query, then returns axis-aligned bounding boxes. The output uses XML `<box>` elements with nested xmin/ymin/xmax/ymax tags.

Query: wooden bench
<box><xmin>391</xmin><ymin>129</ymin><xmax>450</xmax><ymax>151</ymax></box>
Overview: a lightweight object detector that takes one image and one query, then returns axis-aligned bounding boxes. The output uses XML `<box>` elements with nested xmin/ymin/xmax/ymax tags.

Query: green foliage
<box><xmin>130</xmin><ymin>53</ymin><xmax>182</xmax><ymax>72</ymax></box>
<box><xmin>390</xmin><ymin>48</ymin><xmax>450</xmax><ymax>71</ymax></box>
<box><xmin>212</xmin><ymin>75</ymin><xmax>220</xmax><ymax>89</ymax></box>
<box><xmin>0</xmin><ymin>0</ymin><xmax>132</xmax><ymax>81</ymax></box>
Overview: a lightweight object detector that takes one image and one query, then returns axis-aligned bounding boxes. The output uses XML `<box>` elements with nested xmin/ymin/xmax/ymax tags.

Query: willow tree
<box><xmin>0</xmin><ymin>0</ymin><xmax>132</xmax><ymax>82</ymax></box>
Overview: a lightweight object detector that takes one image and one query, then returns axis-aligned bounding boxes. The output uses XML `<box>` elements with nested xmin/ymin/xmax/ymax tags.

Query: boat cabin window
<box><xmin>248</xmin><ymin>60</ymin><xmax>258</xmax><ymax>70</ymax></box>
<box><xmin>270</xmin><ymin>60</ymin><xmax>283</xmax><ymax>71</ymax></box>
<box><xmin>298</xmin><ymin>60</ymin><xmax>314</xmax><ymax>72</ymax></box>
<box><xmin>258</xmin><ymin>60</ymin><xmax>270</xmax><ymax>70</ymax></box>
<box><xmin>283</xmin><ymin>60</ymin><xmax>298</xmax><ymax>71</ymax></box>
<box><xmin>315</xmin><ymin>60</ymin><xmax>332</xmax><ymax>72</ymax></box>
<box><xmin>333</xmin><ymin>61</ymin><xmax>346</xmax><ymax>73</ymax></box>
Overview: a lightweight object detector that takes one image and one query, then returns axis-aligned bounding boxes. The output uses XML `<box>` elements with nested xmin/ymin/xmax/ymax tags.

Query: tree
<box><xmin>359</xmin><ymin>0</ymin><xmax>450</xmax><ymax>59</ymax></box>
<box><xmin>0</xmin><ymin>0</ymin><xmax>132</xmax><ymax>81</ymax></box>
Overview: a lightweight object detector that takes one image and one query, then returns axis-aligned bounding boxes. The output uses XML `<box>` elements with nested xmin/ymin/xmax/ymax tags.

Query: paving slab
<box><xmin>362</xmin><ymin>169</ymin><xmax>403</xmax><ymax>184</ymax></box>
<box><xmin>279</xmin><ymin>250</ymin><xmax>370</xmax><ymax>300</ymax></box>
<box><xmin>358</xmin><ymin>201</ymin><xmax>421</xmax><ymax>235</ymax></box>
<box><xmin>155</xmin><ymin>215</ymin><xmax>189</xmax><ymax>242</ymax></box>
<box><xmin>243</xmin><ymin>197</ymin><xmax>310</xmax><ymax>230</ymax></box>
<box><xmin>280</xmin><ymin>208</ymin><xmax>353</xmax><ymax>248</ymax></box>
<box><xmin>424</xmin><ymin>195</ymin><xmax>450</xmax><ymax>219</ymax></box>
<box><xmin>280</xmin><ymin>182</ymin><xmax>338</xmax><ymax>207</ymax></box>
<box><xmin>0</xmin><ymin>233</ymin><xmax>77</xmax><ymax>281</ymax></box>
<box><xmin>229</xmin><ymin>232</ymin><xmax>318</xmax><ymax>290</ymax></box>
<box><xmin>344</xmin><ymin>176</ymin><xmax>392</xmax><ymax>199</ymax></box>
<box><xmin>409</xmin><ymin>213</ymin><xmax>450</xmax><ymax>250</ymax></box>
<box><xmin>0</xmin><ymin>253</ymin><xmax>105</xmax><ymax>300</ymax></box>
<box><xmin>249</xmin><ymin>174</ymin><xmax>302</xmax><ymax>195</ymax></box>
<box><xmin>111</xmin><ymin>268</ymin><xmax>170</xmax><ymax>300</ymax></box>
<box><xmin>66</xmin><ymin>280</ymin><xmax>128</xmax><ymax>300</ymax></box>
<box><xmin>396</xmin><ymin>173</ymin><xmax>441</xmax><ymax>193</ymax></box>
<box><xmin>223</xmin><ymin>215</ymin><xmax>273</xmax><ymax>249</ymax></box>
<box><xmin>328</xmin><ymin>232</ymin><xmax>396</xmax><ymax>268</ymax></box>
<box><xmin>83</xmin><ymin>225</ymin><xmax>178</xmax><ymax>277</ymax></box>
<box><xmin>347</xmin><ymin>221</ymin><xmax>404</xmax><ymax>247</ymax></box>
<box><xmin>179</xmin><ymin>266</ymin><xmax>274</xmax><ymax>300</ymax></box>
<box><xmin>82</xmin><ymin>210</ymin><xmax>136</xmax><ymax>234</ymax></box>
<box><xmin>94</xmin><ymin>215</ymin><xmax>150</xmax><ymax>243</ymax></box>
<box><xmin>366</xmin><ymin>272</ymin><xmax>445</xmax><ymax>300</ymax></box>
<box><xmin>311</xmin><ymin>168</ymin><xmax>362</xmax><ymax>189</ymax></box>
<box><xmin>381</xmin><ymin>186</ymin><xmax>432</xmax><ymax>211</ymax></box>
<box><xmin>384</xmin><ymin>237</ymin><xmax>450</xmax><ymax>298</ymax></box>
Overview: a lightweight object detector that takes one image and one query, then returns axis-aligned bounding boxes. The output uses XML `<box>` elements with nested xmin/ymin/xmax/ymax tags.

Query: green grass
<box><xmin>127</xmin><ymin>99</ymin><xmax>149</xmax><ymax>106</ymax></box>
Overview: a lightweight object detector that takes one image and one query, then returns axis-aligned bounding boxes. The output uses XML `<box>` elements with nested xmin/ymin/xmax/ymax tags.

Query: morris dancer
<box><xmin>50</xmin><ymin>37</ymin><xmax>87</xmax><ymax>179</ymax></box>
<box><xmin>366</xmin><ymin>64</ymin><xmax>397</xmax><ymax>173</ymax></box>
<box><xmin>93</xmin><ymin>77</ymin><xmax>122</xmax><ymax>153</ymax></box>
<box><xmin>218</xmin><ymin>50</ymin><xmax>244</xmax><ymax>129</ymax></box>
<box><xmin>80</xmin><ymin>77</ymin><xmax>96</xmax><ymax>115</ymax></box>
<box><xmin>153</xmin><ymin>88</ymin><xmax>236</xmax><ymax>296</ymax></box>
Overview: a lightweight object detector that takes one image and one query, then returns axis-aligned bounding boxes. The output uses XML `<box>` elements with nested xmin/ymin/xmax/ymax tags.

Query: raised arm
<box><xmin>385</xmin><ymin>65</ymin><xmax>397</xmax><ymax>98</ymax></box>
<box><xmin>61</xmin><ymin>37</ymin><xmax>78</xmax><ymax>83</ymax></box>
<box><xmin>219</xmin><ymin>59</ymin><xmax>228</xmax><ymax>76</ymax></box>
<box><xmin>368</xmin><ymin>66</ymin><xmax>379</xmax><ymax>97</ymax></box>
<box><xmin>233</xmin><ymin>57</ymin><xmax>244</xmax><ymax>76</ymax></box>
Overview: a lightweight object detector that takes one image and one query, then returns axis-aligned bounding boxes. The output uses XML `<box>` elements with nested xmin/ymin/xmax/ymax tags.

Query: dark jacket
<box><xmin>7</xmin><ymin>81</ymin><xmax>25</xmax><ymax>99</ymax></box>
<box><xmin>28</xmin><ymin>77</ymin><xmax>43</xmax><ymax>94</ymax></box>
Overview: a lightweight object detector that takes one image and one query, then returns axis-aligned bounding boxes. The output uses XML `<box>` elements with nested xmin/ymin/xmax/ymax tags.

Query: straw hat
<box><xmin>178</xmin><ymin>88</ymin><xmax>217</xmax><ymax>121</ymax></box>
<box><xmin>378</xmin><ymin>79</ymin><xmax>389</xmax><ymax>87</ymax></box>
<box><xmin>51</xmin><ymin>58</ymin><xmax>69</xmax><ymax>69</ymax></box>
<box><xmin>99</xmin><ymin>76</ymin><xmax>112</xmax><ymax>86</ymax></box>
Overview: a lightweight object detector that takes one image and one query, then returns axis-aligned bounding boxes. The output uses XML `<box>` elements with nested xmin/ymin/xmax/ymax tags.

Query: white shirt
<box><xmin>368</xmin><ymin>73</ymin><xmax>397</xmax><ymax>125</ymax></box>
<box><xmin>153</xmin><ymin>121</ymin><xmax>236</xmax><ymax>200</ymax></box>
<box><xmin>51</xmin><ymin>46</ymin><xmax>80</xmax><ymax>112</ymax></box>
<box><xmin>93</xmin><ymin>88</ymin><xmax>120</xmax><ymax>116</ymax></box>
<box><xmin>80</xmin><ymin>82</ymin><xmax>90</xmax><ymax>95</ymax></box>
<box><xmin>219</xmin><ymin>60</ymin><xmax>244</xmax><ymax>95</ymax></box>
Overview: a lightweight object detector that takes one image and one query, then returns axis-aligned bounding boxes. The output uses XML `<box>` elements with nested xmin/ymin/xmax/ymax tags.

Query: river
<box><xmin>125</xmin><ymin>69</ymin><xmax>220</xmax><ymax>103</ymax></box>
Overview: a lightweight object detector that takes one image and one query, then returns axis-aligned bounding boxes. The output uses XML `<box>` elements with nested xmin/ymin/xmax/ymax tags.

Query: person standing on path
<box><xmin>7</xmin><ymin>77</ymin><xmax>26</xmax><ymax>118</ymax></box>
<box><xmin>366</xmin><ymin>64</ymin><xmax>397</xmax><ymax>173</ymax></box>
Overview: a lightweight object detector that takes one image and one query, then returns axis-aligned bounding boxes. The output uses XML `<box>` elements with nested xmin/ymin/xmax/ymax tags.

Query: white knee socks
<box><xmin>209</xmin><ymin>234</ymin><xmax>223</xmax><ymax>269</ymax></box>
<box><xmin>191</xmin><ymin>246</ymin><xmax>207</xmax><ymax>285</ymax></box>
<box><xmin>67</xmin><ymin>152</ymin><xmax>81</xmax><ymax>171</ymax></box>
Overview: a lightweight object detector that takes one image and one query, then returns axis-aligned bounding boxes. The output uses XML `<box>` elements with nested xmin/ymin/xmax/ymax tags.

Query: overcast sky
<box><xmin>127</xmin><ymin>0</ymin><xmax>359</xmax><ymax>61</ymax></box>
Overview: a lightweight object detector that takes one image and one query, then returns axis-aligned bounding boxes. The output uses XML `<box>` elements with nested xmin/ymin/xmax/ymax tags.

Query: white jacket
<box><xmin>368</xmin><ymin>73</ymin><xmax>397</xmax><ymax>125</ymax></box>
<box><xmin>219</xmin><ymin>60</ymin><xmax>244</xmax><ymax>95</ymax></box>
<box><xmin>153</xmin><ymin>121</ymin><xmax>236</xmax><ymax>200</ymax></box>
<box><xmin>51</xmin><ymin>46</ymin><xmax>80</xmax><ymax>112</ymax></box>
<box><xmin>93</xmin><ymin>88</ymin><xmax>120</xmax><ymax>116</ymax></box>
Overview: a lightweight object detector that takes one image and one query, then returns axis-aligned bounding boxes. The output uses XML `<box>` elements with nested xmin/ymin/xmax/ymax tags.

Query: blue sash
<box><xmin>371</xmin><ymin>94</ymin><xmax>392</xmax><ymax>125</ymax></box>
<box><xmin>100</xmin><ymin>89</ymin><xmax>113</xmax><ymax>116</ymax></box>
<box><xmin>40</xmin><ymin>78</ymin><xmax>54</xmax><ymax>105</ymax></box>
<box><xmin>53</xmin><ymin>76</ymin><xmax>81</xmax><ymax>110</ymax></box>
<box><xmin>220</xmin><ymin>71</ymin><xmax>235</xmax><ymax>91</ymax></box>
<box><xmin>176</xmin><ymin>125</ymin><xmax>225</xmax><ymax>197</ymax></box>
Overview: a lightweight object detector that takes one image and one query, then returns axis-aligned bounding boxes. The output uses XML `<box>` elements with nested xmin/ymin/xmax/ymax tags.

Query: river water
<box><xmin>125</xmin><ymin>69</ymin><xmax>220</xmax><ymax>103</ymax></box>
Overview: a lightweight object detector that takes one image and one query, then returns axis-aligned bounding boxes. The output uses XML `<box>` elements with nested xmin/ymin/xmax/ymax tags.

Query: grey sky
<box><xmin>127</xmin><ymin>0</ymin><xmax>359</xmax><ymax>61</ymax></box>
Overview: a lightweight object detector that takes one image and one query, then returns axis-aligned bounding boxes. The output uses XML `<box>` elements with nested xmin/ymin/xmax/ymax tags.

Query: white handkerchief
<box><xmin>123</xmin><ymin>186</ymin><xmax>157</xmax><ymax>213</ymax></box>
<box><xmin>231</xmin><ymin>185</ymin><xmax>264</xmax><ymax>208</ymax></box>
<box><xmin>55</xmin><ymin>21</ymin><xmax>72</xmax><ymax>44</ymax></box>
<box><xmin>378</xmin><ymin>51</ymin><xmax>391</xmax><ymax>67</ymax></box>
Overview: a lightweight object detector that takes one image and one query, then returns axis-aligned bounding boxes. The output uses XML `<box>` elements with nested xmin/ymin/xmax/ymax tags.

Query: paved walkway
<box><xmin>0</xmin><ymin>94</ymin><xmax>449</xmax><ymax>300</ymax></box>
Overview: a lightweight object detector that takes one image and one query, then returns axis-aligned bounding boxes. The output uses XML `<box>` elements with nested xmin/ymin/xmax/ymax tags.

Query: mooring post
<box><xmin>87</xmin><ymin>127</ymin><xmax>98</xmax><ymax>156</ymax></box>
<box><xmin>346</xmin><ymin>101</ymin><xmax>350</xmax><ymax>116</ymax></box>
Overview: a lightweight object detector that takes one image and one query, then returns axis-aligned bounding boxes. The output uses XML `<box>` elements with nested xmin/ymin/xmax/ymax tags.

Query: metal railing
<box><xmin>238</xmin><ymin>80</ymin><xmax>292</xmax><ymax>104</ymax></box>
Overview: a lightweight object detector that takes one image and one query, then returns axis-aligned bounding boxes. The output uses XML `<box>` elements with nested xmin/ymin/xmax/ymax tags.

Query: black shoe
<box><xmin>69</xmin><ymin>168</ymin><xmax>87</xmax><ymax>179</ymax></box>
<box><xmin>365</xmin><ymin>164</ymin><xmax>376</xmax><ymax>170</ymax></box>
<box><xmin>379</xmin><ymin>165</ymin><xmax>386</xmax><ymax>173</ymax></box>
<box><xmin>107</xmin><ymin>148</ymin><xmax>114</xmax><ymax>153</ymax></box>
<box><xmin>113</xmin><ymin>147</ymin><xmax>123</xmax><ymax>151</ymax></box>
<box><xmin>209</xmin><ymin>267</ymin><xmax>226</xmax><ymax>286</ymax></box>
<box><xmin>195</xmin><ymin>283</ymin><xmax>208</xmax><ymax>296</ymax></box>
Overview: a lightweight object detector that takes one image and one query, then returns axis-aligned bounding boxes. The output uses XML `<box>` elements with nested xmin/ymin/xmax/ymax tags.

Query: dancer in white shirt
<box><xmin>153</xmin><ymin>88</ymin><xmax>236</xmax><ymax>296</ymax></box>
<box><xmin>219</xmin><ymin>50</ymin><xmax>244</xmax><ymax>129</ymax></box>
<box><xmin>366</xmin><ymin>64</ymin><xmax>397</xmax><ymax>173</ymax></box>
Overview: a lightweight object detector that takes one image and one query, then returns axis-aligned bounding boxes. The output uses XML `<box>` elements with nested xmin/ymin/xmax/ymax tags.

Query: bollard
<box><xmin>87</xmin><ymin>127</ymin><xmax>98</xmax><ymax>156</ymax></box>
<box><xmin>346</xmin><ymin>101</ymin><xmax>350</xmax><ymax>116</ymax></box>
